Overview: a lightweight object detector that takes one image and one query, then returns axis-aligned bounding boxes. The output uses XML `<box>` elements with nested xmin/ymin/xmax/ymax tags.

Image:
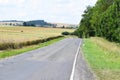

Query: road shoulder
<box><xmin>74</xmin><ymin>43</ymin><xmax>96</xmax><ymax>80</ymax></box>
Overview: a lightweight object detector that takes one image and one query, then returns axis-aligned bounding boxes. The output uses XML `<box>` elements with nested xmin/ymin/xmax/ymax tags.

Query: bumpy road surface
<box><xmin>0</xmin><ymin>38</ymin><xmax>95</xmax><ymax>80</ymax></box>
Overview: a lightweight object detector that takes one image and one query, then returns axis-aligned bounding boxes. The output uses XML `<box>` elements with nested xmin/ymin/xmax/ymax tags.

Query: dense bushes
<box><xmin>75</xmin><ymin>0</ymin><xmax>120</xmax><ymax>42</ymax></box>
<box><xmin>62</xmin><ymin>31</ymin><xmax>70</xmax><ymax>35</ymax></box>
<box><xmin>0</xmin><ymin>36</ymin><xmax>63</xmax><ymax>50</ymax></box>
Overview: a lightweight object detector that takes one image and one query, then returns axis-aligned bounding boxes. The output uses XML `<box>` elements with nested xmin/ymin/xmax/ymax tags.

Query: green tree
<box><xmin>75</xmin><ymin>0</ymin><xmax>120</xmax><ymax>42</ymax></box>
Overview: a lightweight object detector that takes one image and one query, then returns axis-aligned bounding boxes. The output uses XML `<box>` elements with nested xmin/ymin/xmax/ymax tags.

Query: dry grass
<box><xmin>91</xmin><ymin>37</ymin><xmax>120</xmax><ymax>54</ymax></box>
<box><xmin>0</xmin><ymin>26</ymin><xmax>74</xmax><ymax>43</ymax></box>
<box><xmin>95</xmin><ymin>69</ymin><xmax>120</xmax><ymax>80</ymax></box>
<box><xmin>0</xmin><ymin>37</ymin><xmax>64</xmax><ymax>59</ymax></box>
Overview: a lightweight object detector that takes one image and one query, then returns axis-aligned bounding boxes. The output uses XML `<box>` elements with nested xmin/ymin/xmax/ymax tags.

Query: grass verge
<box><xmin>82</xmin><ymin>37</ymin><xmax>120</xmax><ymax>80</ymax></box>
<box><xmin>0</xmin><ymin>37</ymin><xmax>64</xmax><ymax>59</ymax></box>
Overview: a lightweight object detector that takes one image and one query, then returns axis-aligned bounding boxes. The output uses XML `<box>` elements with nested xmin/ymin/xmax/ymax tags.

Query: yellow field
<box><xmin>0</xmin><ymin>26</ymin><xmax>75</xmax><ymax>43</ymax></box>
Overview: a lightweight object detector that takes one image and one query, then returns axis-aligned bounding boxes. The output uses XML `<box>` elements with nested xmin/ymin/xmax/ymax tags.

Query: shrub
<box><xmin>0</xmin><ymin>36</ymin><xmax>63</xmax><ymax>50</ymax></box>
<box><xmin>62</xmin><ymin>31</ymin><xmax>70</xmax><ymax>35</ymax></box>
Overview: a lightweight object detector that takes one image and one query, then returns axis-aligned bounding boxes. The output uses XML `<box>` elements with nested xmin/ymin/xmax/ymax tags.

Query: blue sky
<box><xmin>0</xmin><ymin>0</ymin><xmax>97</xmax><ymax>24</ymax></box>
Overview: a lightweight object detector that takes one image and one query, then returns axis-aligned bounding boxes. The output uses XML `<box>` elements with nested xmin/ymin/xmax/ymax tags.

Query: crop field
<box><xmin>0</xmin><ymin>26</ymin><xmax>74</xmax><ymax>43</ymax></box>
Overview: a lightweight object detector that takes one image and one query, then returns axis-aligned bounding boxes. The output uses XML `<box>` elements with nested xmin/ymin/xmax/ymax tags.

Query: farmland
<box><xmin>0</xmin><ymin>26</ymin><xmax>74</xmax><ymax>58</ymax></box>
<box><xmin>0</xmin><ymin>26</ymin><xmax>74</xmax><ymax>43</ymax></box>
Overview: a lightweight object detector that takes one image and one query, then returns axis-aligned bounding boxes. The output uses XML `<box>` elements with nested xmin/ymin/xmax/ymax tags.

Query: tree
<box><xmin>75</xmin><ymin>0</ymin><xmax>120</xmax><ymax>42</ymax></box>
<box><xmin>23</xmin><ymin>22</ymin><xmax>27</xmax><ymax>26</ymax></box>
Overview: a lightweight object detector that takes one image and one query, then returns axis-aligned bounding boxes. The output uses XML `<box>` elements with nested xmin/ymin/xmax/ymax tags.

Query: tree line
<box><xmin>74</xmin><ymin>0</ymin><xmax>120</xmax><ymax>42</ymax></box>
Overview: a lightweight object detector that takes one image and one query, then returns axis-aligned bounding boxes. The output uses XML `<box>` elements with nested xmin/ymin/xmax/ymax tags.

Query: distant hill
<box><xmin>0</xmin><ymin>20</ymin><xmax>24</xmax><ymax>26</ymax></box>
<box><xmin>23</xmin><ymin>20</ymin><xmax>56</xmax><ymax>27</ymax></box>
<box><xmin>0</xmin><ymin>20</ymin><xmax>55</xmax><ymax>27</ymax></box>
<box><xmin>0</xmin><ymin>20</ymin><xmax>24</xmax><ymax>22</ymax></box>
<box><xmin>0</xmin><ymin>20</ymin><xmax>78</xmax><ymax>28</ymax></box>
<box><xmin>52</xmin><ymin>23</ymin><xmax>78</xmax><ymax>28</ymax></box>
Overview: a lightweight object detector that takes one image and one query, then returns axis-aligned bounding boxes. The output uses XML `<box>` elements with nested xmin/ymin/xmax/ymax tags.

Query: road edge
<box><xmin>70</xmin><ymin>39</ymin><xmax>82</xmax><ymax>80</ymax></box>
<box><xmin>80</xmin><ymin>41</ymin><xmax>99</xmax><ymax>80</ymax></box>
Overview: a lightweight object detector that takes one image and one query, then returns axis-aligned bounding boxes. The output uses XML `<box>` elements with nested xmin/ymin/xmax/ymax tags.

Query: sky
<box><xmin>0</xmin><ymin>0</ymin><xmax>97</xmax><ymax>24</ymax></box>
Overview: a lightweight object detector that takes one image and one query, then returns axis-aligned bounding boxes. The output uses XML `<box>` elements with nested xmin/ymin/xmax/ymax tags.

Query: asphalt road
<box><xmin>74</xmin><ymin>46</ymin><xmax>96</xmax><ymax>80</ymax></box>
<box><xmin>0</xmin><ymin>38</ymin><xmax>82</xmax><ymax>80</ymax></box>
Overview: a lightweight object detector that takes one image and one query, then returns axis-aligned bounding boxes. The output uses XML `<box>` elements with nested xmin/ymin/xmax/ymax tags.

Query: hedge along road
<box><xmin>0</xmin><ymin>38</ymin><xmax>94</xmax><ymax>80</ymax></box>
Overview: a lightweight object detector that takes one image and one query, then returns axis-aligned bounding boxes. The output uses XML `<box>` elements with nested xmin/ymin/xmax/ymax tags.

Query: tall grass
<box><xmin>0</xmin><ymin>37</ymin><xmax>64</xmax><ymax>59</ymax></box>
<box><xmin>82</xmin><ymin>37</ymin><xmax>120</xmax><ymax>80</ymax></box>
<box><xmin>91</xmin><ymin>37</ymin><xmax>120</xmax><ymax>54</ymax></box>
<box><xmin>0</xmin><ymin>36</ymin><xmax>63</xmax><ymax>50</ymax></box>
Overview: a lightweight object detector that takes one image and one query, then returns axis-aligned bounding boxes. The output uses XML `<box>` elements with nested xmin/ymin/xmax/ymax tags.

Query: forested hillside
<box><xmin>74</xmin><ymin>0</ymin><xmax>120</xmax><ymax>42</ymax></box>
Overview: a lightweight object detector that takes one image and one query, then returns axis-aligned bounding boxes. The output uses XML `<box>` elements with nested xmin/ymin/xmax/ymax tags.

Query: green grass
<box><xmin>82</xmin><ymin>37</ymin><xmax>120</xmax><ymax>80</ymax></box>
<box><xmin>0</xmin><ymin>37</ymin><xmax>64</xmax><ymax>59</ymax></box>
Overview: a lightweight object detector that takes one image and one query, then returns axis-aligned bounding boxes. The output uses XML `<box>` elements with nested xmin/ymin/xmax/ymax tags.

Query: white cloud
<box><xmin>0</xmin><ymin>0</ymin><xmax>97</xmax><ymax>24</ymax></box>
<box><xmin>0</xmin><ymin>0</ymin><xmax>25</xmax><ymax>6</ymax></box>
